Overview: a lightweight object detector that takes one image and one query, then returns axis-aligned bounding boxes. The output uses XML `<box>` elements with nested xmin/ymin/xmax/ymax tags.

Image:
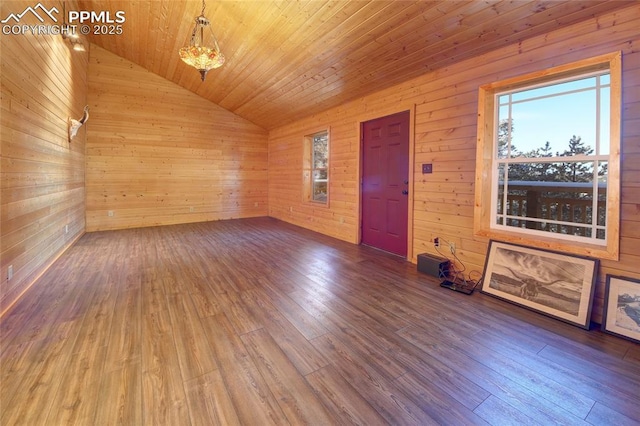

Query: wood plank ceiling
<box><xmin>79</xmin><ymin>0</ymin><xmax>634</xmax><ymax>130</ymax></box>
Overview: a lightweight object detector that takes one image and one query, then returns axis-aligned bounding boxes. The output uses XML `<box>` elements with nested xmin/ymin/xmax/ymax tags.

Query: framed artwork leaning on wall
<box><xmin>481</xmin><ymin>240</ymin><xmax>598</xmax><ymax>329</ymax></box>
<box><xmin>602</xmin><ymin>275</ymin><xmax>640</xmax><ymax>343</ymax></box>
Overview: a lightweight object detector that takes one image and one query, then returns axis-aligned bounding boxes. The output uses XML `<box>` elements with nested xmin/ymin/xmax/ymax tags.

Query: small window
<box><xmin>475</xmin><ymin>53</ymin><xmax>621</xmax><ymax>260</ymax></box>
<box><xmin>303</xmin><ymin>130</ymin><xmax>329</xmax><ymax>204</ymax></box>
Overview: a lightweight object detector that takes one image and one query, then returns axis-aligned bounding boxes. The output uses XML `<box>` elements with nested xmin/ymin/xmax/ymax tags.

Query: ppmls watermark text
<box><xmin>2</xmin><ymin>24</ymin><xmax>78</xmax><ymax>36</ymax></box>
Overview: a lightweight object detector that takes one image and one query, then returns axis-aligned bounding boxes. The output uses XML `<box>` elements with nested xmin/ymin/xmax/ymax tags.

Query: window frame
<box><xmin>303</xmin><ymin>129</ymin><xmax>330</xmax><ymax>205</ymax></box>
<box><xmin>474</xmin><ymin>52</ymin><xmax>621</xmax><ymax>260</ymax></box>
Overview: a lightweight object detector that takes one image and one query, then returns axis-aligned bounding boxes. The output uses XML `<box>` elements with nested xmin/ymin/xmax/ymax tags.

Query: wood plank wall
<box><xmin>85</xmin><ymin>46</ymin><xmax>269</xmax><ymax>232</ymax></box>
<box><xmin>268</xmin><ymin>4</ymin><xmax>640</xmax><ymax>323</ymax></box>
<box><xmin>0</xmin><ymin>0</ymin><xmax>88</xmax><ymax>315</ymax></box>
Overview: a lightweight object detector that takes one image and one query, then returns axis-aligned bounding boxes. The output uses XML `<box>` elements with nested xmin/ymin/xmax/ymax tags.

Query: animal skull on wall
<box><xmin>69</xmin><ymin>106</ymin><xmax>89</xmax><ymax>141</ymax></box>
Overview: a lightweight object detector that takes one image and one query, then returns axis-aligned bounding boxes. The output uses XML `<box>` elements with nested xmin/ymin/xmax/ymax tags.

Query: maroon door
<box><xmin>361</xmin><ymin>111</ymin><xmax>410</xmax><ymax>256</ymax></box>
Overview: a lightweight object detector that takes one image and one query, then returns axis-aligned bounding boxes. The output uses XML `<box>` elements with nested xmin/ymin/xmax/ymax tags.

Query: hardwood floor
<box><xmin>1</xmin><ymin>217</ymin><xmax>639</xmax><ymax>425</ymax></box>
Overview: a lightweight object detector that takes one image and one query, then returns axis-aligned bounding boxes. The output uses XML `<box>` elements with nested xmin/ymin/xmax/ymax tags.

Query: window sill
<box><xmin>475</xmin><ymin>227</ymin><xmax>619</xmax><ymax>261</ymax></box>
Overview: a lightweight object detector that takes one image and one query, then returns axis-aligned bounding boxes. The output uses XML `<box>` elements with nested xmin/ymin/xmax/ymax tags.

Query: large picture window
<box><xmin>475</xmin><ymin>53</ymin><xmax>621</xmax><ymax>260</ymax></box>
<box><xmin>495</xmin><ymin>72</ymin><xmax>609</xmax><ymax>241</ymax></box>
<box><xmin>303</xmin><ymin>130</ymin><xmax>329</xmax><ymax>204</ymax></box>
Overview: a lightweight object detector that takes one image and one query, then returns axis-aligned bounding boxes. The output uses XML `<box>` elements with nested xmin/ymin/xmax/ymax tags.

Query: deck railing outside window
<box><xmin>496</xmin><ymin>181</ymin><xmax>607</xmax><ymax>240</ymax></box>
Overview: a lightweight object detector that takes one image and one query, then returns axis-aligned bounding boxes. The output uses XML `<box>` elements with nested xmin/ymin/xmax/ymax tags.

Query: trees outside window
<box><xmin>311</xmin><ymin>132</ymin><xmax>328</xmax><ymax>202</ymax></box>
<box><xmin>303</xmin><ymin>130</ymin><xmax>329</xmax><ymax>204</ymax></box>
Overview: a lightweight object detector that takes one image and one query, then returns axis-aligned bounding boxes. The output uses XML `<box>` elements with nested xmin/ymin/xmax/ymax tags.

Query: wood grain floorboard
<box><xmin>398</xmin><ymin>325</ymin><xmax>595</xmax><ymax>424</ymax></box>
<box><xmin>141</xmin><ymin>273</ymin><xmax>170</xmax><ymax>315</ymax></box>
<box><xmin>183</xmin><ymin>370</ymin><xmax>241</xmax><ymax>426</ymax></box>
<box><xmin>141</xmin><ymin>302</ymin><xmax>190</xmax><ymax>425</ymax></box>
<box><xmin>626</xmin><ymin>344</ymin><xmax>640</xmax><ymax>363</ymax></box>
<box><xmin>465</xmin><ymin>323</ymin><xmax>636</xmax><ymax>420</ymax></box>
<box><xmin>305</xmin><ymin>365</ymin><xmax>388</xmax><ymax>425</ymax></box>
<box><xmin>104</xmin><ymin>288</ymin><xmax>141</xmax><ymax>373</ymax></box>
<box><xmin>260</xmin><ymin>284</ymin><xmax>330</xmax><ymax>340</ymax></box>
<box><xmin>240</xmin><ymin>288</ymin><xmax>329</xmax><ymax>376</ymax></box>
<box><xmin>45</xmin><ymin>338</ymin><xmax>107</xmax><ymax>425</ymax></box>
<box><xmin>95</xmin><ymin>360</ymin><xmax>142</xmax><ymax>425</ymax></box>
<box><xmin>1</xmin><ymin>322</ymin><xmax>75</xmax><ymax>425</ymax></box>
<box><xmin>166</xmin><ymin>293</ymin><xmax>218</xmax><ymax>381</ymax></box>
<box><xmin>200</xmin><ymin>313</ymin><xmax>289</xmax><ymax>425</ymax></box>
<box><xmin>585</xmin><ymin>402</ymin><xmax>640</xmax><ymax>426</ymax></box>
<box><xmin>310</xmin><ymin>332</ymin><xmax>443</xmax><ymax>425</ymax></box>
<box><xmin>188</xmin><ymin>278</ymin><xmax>224</xmax><ymax>318</ymax></box>
<box><xmin>241</xmin><ymin>328</ymin><xmax>336</xmax><ymax>424</ymax></box>
<box><xmin>458</xmin><ymin>332</ymin><xmax>595</xmax><ymax>418</ymax></box>
<box><xmin>539</xmin><ymin>344</ymin><xmax>640</xmax><ymax>390</ymax></box>
<box><xmin>387</xmin><ymin>338</ymin><xmax>491</xmax><ymax>412</ymax></box>
<box><xmin>473</xmin><ymin>395</ymin><xmax>538</xmax><ymax>426</ymax></box>
<box><xmin>287</xmin><ymin>288</ymin><xmax>409</xmax><ymax>381</ymax></box>
<box><xmin>393</xmin><ymin>372</ymin><xmax>490</xmax><ymax>425</ymax></box>
<box><xmin>1</xmin><ymin>217</ymin><xmax>639</xmax><ymax>425</ymax></box>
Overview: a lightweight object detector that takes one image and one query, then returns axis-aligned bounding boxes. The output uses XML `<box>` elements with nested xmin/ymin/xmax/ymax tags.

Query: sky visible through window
<box><xmin>498</xmin><ymin>74</ymin><xmax>610</xmax><ymax>156</ymax></box>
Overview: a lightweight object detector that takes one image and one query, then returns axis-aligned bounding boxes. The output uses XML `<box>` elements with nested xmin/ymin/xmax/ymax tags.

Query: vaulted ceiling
<box><xmin>79</xmin><ymin>0</ymin><xmax>634</xmax><ymax>130</ymax></box>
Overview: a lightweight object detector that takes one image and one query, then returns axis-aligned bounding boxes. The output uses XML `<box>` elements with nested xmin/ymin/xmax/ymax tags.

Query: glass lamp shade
<box><xmin>72</xmin><ymin>41</ymin><xmax>86</xmax><ymax>52</ymax></box>
<box><xmin>179</xmin><ymin>15</ymin><xmax>225</xmax><ymax>81</ymax></box>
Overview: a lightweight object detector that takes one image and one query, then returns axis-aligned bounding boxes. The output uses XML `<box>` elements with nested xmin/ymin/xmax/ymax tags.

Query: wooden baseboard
<box><xmin>0</xmin><ymin>231</ymin><xmax>85</xmax><ymax>319</ymax></box>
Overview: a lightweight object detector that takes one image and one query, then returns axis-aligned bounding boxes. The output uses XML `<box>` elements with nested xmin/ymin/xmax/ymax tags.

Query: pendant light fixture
<box><xmin>61</xmin><ymin>3</ymin><xmax>85</xmax><ymax>52</ymax></box>
<box><xmin>179</xmin><ymin>0</ymin><xmax>225</xmax><ymax>81</ymax></box>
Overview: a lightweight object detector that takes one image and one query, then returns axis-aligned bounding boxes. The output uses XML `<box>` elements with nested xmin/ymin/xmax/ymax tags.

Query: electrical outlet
<box><xmin>434</xmin><ymin>237</ymin><xmax>439</xmax><ymax>247</ymax></box>
<box><xmin>189</xmin><ymin>206</ymin><xmax>195</xmax><ymax>212</ymax></box>
<box><xmin>8</xmin><ymin>265</ymin><xmax>13</xmax><ymax>280</ymax></box>
<box><xmin>449</xmin><ymin>242</ymin><xmax>456</xmax><ymax>254</ymax></box>
<box><xmin>108</xmin><ymin>210</ymin><xmax>114</xmax><ymax>217</ymax></box>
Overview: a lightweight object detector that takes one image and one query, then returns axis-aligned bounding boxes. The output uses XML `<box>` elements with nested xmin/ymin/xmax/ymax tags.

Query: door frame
<box><xmin>357</xmin><ymin>104</ymin><xmax>416</xmax><ymax>261</ymax></box>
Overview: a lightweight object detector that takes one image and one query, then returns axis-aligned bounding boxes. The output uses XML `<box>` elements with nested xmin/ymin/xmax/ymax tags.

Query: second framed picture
<box><xmin>602</xmin><ymin>275</ymin><xmax>640</xmax><ymax>343</ymax></box>
<box><xmin>481</xmin><ymin>240</ymin><xmax>598</xmax><ymax>329</ymax></box>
